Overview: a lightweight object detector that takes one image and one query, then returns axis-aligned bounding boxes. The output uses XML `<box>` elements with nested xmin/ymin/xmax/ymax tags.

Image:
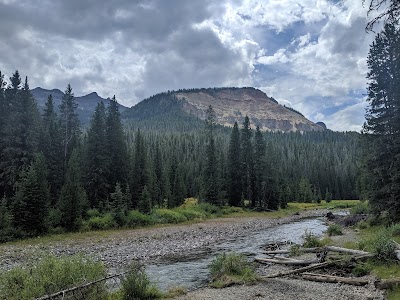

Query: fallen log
<box><xmin>300</xmin><ymin>273</ymin><xmax>369</xmax><ymax>286</ymax></box>
<box><xmin>255</xmin><ymin>257</ymin><xmax>319</xmax><ymax>266</ymax></box>
<box><xmin>324</xmin><ymin>246</ymin><xmax>370</xmax><ymax>256</ymax></box>
<box><xmin>261</xmin><ymin>261</ymin><xmax>334</xmax><ymax>279</ymax></box>
<box><xmin>374</xmin><ymin>278</ymin><xmax>400</xmax><ymax>290</ymax></box>
<box><xmin>264</xmin><ymin>246</ymin><xmax>370</xmax><ymax>256</ymax></box>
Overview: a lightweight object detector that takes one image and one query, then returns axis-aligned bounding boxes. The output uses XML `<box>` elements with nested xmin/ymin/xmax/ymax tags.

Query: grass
<box><xmin>208</xmin><ymin>252</ymin><xmax>258</xmax><ymax>288</ymax></box>
<box><xmin>0</xmin><ymin>255</ymin><xmax>106</xmax><ymax>300</ymax></box>
<box><xmin>326</xmin><ymin>224</ymin><xmax>343</xmax><ymax>236</ymax></box>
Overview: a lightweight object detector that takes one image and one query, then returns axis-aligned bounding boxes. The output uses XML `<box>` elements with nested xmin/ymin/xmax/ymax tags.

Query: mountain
<box><xmin>31</xmin><ymin>87</ymin><xmax>128</xmax><ymax>124</ymax></box>
<box><xmin>123</xmin><ymin>87</ymin><xmax>324</xmax><ymax>132</ymax></box>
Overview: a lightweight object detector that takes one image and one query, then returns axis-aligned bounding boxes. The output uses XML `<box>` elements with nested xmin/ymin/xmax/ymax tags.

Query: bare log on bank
<box><xmin>255</xmin><ymin>257</ymin><xmax>319</xmax><ymax>266</ymax></box>
<box><xmin>264</xmin><ymin>246</ymin><xmax>370</xmax><ymax>256</ymax></box>
<box><xmin>299</xmin><ymin>273</ymin><xmax>369</xmax><ymax>286</ymax></box>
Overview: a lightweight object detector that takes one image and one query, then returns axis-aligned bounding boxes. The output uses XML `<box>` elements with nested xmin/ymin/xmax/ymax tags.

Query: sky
<box><xmin>0</xmin><ymin>0</ymin><xmax>380</xmax><ymax>131</ymax></box>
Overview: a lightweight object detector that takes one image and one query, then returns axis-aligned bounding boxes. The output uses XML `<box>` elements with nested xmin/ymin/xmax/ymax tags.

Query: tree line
<box><xmin>0</xmin><ymin>70</ymin><xmax>361</xmax><ymax>241</ymax></box>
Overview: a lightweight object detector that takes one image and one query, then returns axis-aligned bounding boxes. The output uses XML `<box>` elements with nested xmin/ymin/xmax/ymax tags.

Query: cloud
<box><xmin>0</xmin><ymin>0</ymin><xmax>377</xmax><ymax>131</ymax></box>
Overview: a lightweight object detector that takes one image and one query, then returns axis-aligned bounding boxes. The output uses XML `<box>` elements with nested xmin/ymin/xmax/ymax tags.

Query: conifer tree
<box><xmin>111</xmin><ymin>182</ymin><xmax>127</xmax><ymax>226</ymax></box>
<box><xmin>41</xmin><ymin>94</ymin><xmax>64</xmax><ymax>203</ymax></box>
<box><xmin>59</xmin><ymin>149</ymin><xmax>87</xmax><ymax>231</ymax></box>
<box><xmin>228</xmin><ymin>122</ymin><xmax>242</xmax><ymax>206</ymax></box>
<box><xmin>138</xmin><ymin>185</ymin><xmax>152</xmax><ymax>214</ymax></box>
<box><xmin>240</xmin><ymin>116</ymin><xmax>255</xmax><ymax>206</ymax></box>
<box><xmin>204</xmin><ymin>105</ymin><xmax>219</xmax><ymax>205</ymax></box>
<box><xmin>363</xmin><ymin>19</ymin><xmax>400</xmax><ymax>221</ymax></box>
<box><xmin>0</xmin><ymin>74</ymin><xmax>40</xmax><ymax>197</ymax></box>
<box><xmin>131</xmin><ymin>129</ymin><xmax>149</xmax><ymax>207</ymax></box>
<box><xmin>59</xmin><ymin>84</ymin><xmax>80</xmax><ymax>170</ymax></box>
<box><xmin>106</xmin><ymin>96</ymin><xmax>128</xmax><ymax>189</ymax></box>
<box><xmin>254</xmin><ymin>126</ymin><xmax>266</xmax><ymax>208</ymax></box>
<box><xmin>0</xmin><ymin>196</ymin><xmax>12</xmax><ymax>242</ymax></box>
<box><xmin>85</xmin><ymin>101</ymin><xmax>109</xmax><ymax>207</ymax></box>
<box><xmin>12</xmin><ymin>153</ymin><xmax>50</xmax><ymax>236</ymax></box>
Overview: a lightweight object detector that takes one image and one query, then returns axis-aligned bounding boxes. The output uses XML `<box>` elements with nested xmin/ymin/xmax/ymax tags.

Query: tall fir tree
<box><xmin>85</xmin><ymin>101</ymin><xmax>109</xmax><ymax>207</ymax></box>
<box><xmin>363</xmin><ymin>19</ymin><xmax>400</xmax><ymax>221</ymax></box>
<box><xmin>228</xmin><ymin>122</ymin><xmax>242</xmax><ymax>206</ymax></box>
<box><xmin>59</xmin><ymin>149</ymin><xmax>87</xmax><ymax>231</ymax></box>
<box><xmin>254</xmin><ymin>126</ymin><xmax>266</xmax><ymax>208</ymax></box>
<box><xmin>131</xmin><ymin>129</ymin><xmax>149</xmax><ymax>208</ymax></box>
<box><xmin>41</xmin><ymin>94</ymin><xmax>64</xmax><ymax>203</ymax></box>
<box><xmin>12</xmin><ymin>153</ymin><xmax>50</xmax><ymax>236</ymax></box>
<box><xmin>0</xmin><ymin>74</ymin><xmax>40</xmax><ymax>197</ymax></box>
<box><xmin>203</xmin><ymin>105</ymin><xmax>219</xmax><ymax>205</ymax></box>
<box><xmin>240</xmin><ymin>116</ymin><xmax>255</xmax><ymax>206</ymax></box>
<box><xmin>59</xmin><ymin>84</ymin><xmax>80</xmax><ymax>171</ymax></box>
<box><xmin>106</xmin><ymin>96</ymin><xmax>128</xmax><ymax>190</ymax></box>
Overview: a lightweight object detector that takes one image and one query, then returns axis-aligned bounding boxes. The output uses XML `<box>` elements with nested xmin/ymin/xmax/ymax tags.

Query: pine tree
<box><xmin>0</xmin><ymin>196</ymin><xmax>13</xmax><ymax>242</ymax></box>
<box><xmin>254</xmin><ymin>126</ymin><xmax>266</xmax><ymax>208</ymax></box>
<box><xmin>111</xmin><ymin>182</ymin><xmax>127</xmax><ymax>226</ymax></box>
<box><xmin>0</xmin><ymin>74</ymin><xmax>40</xmax><ymax>197</ymax></box>
<box><xmin>59</xmin><ymin>84</ymin><xmax>80</xmax><ymax>171</ymax></box>
<box><xmin>240</xmin><ymin>116</ymin><xmax>255</xmax><ymax>206</ymax></box>
<box><xmin>228</xmin><ymin>122</ymin><xmax>242</xmax><ymax>206</ymax></box>
<box><xmin>138</xmin><ymin>185</ymin><xmax>152</xmax><ymax>214</ymax></box>
<box><xmin>12</xmin><ymin>153</ymin><xmax>50</xmax><ymax>236</ymax></box>
<box><xmin>131</xmin><ymin>129</ymin><xmax>149</xmax><ymax>207</ymax></box>
<box><xmin>85</xmin><ymin>101</ymin><xmax>109</xmax><ymax>207</ymax></box>
<box><xmin>363</xmin><ymin>19</ymin><xmax>400</xmax><ymax>221</ymax></box>
<box><xmin>106</xmin><ymin>96</ymin><xmax>128</xmax><ymax>188</ymax></box>
<box><xmin>41</xmin><ymin>94</ymin><xmax>64</xmax><ymax>203</ymax></box>
<box><xmin>203</xmin><ymin>105</ymin><xmax>219</xmax><ymax>205</ymax></box>
<box><xmin>59</xmin><ymin>149</ymin><xmax>87</xmax><ymax>231</ymax></box>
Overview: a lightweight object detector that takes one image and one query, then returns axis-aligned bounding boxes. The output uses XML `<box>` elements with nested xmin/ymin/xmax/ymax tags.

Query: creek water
<box><xmin>146</xmin><ymin>217</ymin><xmax>328</xmax><ymax>291</ymax></box>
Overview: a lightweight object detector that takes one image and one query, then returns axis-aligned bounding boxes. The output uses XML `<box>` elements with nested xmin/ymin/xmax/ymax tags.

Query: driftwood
<box><xmin>261</xmin><ymin>260</ymin><xmax>335</xmax><ymax>279</ymax></box>
<box><xmin>255</xmin><ymin>257</ymin><xmax>319</xmax><ymax>266</ymax></box>
<box><xmin>264</xmin><ymin>246</ymin><xmax>370</xmax><ymax>256</ymax></box>
<box><xmin>299</xmin><ymin>272</ymin><xmax>369</xmax><ymax>286</ymax></box>
<box><xmin>374</xmin><ymin>278</ymin><xmax>400</xmax><ymax>290</ymax></box>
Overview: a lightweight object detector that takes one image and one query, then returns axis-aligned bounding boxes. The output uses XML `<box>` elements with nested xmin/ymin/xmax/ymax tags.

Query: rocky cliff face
<box><xmin>174</xmin><ymin>87</ymin><xmax>323</xmax><ymax>132</ymax></box>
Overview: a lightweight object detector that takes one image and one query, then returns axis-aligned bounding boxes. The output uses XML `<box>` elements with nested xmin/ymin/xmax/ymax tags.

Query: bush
<box><xmin>175</xmin><ymin>208</ymin><xmax>205</xmax><ymax>221</ymax></box>
<box><xmin>0</xmin><ymin>255</ymin><xmax>106</xmax><ymax>300</ymax></box>
<box><xmin>372</xmin><ymin>230</ymin><xmax>398</xmax><ymax>262</ymax></box>
<box><xmin>389</xmin><ymin>223</ymin><xmax>400</xmax><ymax>237</ymax></box>
<box><xmin>126</xmin><ymin>210</ymin><xmax>154</xmax><ymax>227</ymax></box>
<box><xmin>352</xmin><ymin>263</ymin><xmax>372</xmax><ymax>277</ymax></box>
<box><xmin>152</xmin><ymin>209</ymin><xmax>187</xmax><ymax>224</ymax></box>
<box><xmin>302</xmin><ymin>230</ymin><xmax>323</xmax><ymax>248</ymax></box>
<box><xmin>85</xmin><ymin>213</ymin><xmax>115</xmax><ymax>231</ymax></box>
<box><xmin>327</xmin><ymin>224</ymin><xmax>343</xmax><ymax>236</ymax></box>
<box><xmin>198</xmin><ymin>203</ymin><xmax>222</xmax><ymax>216</ymax></box>
<box><xmin>351</xmin><ymin>202</ymin><xmax>369</xmax><ymax>215</ymax></box>
<box><xmin>86</xmin><ymin>208</ymin><xmax>101</xmax><ymax>218</ymax></box>
<box><xmin>121</xmin><ymin>262</ymin><xmax>162</xmax><ymax>300</ymax></box>
<box><xmin>221</xmin><ymin>206</ymin><xmax>245</xmax><ymax>215</ymax></box>
<box><xmin>209</xmin><ymin>252</ymin><xmax>258</xmax><ymax>288</ymax></box>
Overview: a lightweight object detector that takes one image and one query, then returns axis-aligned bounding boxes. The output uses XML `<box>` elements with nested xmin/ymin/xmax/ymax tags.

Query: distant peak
<box><xmin>86</xmin><ymin>92</ymin><xmax>98</xmax><ymax>97</ymax></box>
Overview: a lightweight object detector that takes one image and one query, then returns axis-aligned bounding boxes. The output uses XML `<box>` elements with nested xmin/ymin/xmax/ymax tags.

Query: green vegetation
<box><xmin>302</xmin><ymin>230</ymin><xmax>324</xmax><ymax>248</ymax></box>
<box><xmin>350</xmin><ymin>202</ymin><xmax>369</xmax><ymax>215</ymax></box>
<box><xmin>327</xmin><ymin>224</ymin><xmax>343</xmax><ymax>236</ymax></box>
<box><xmin>209</xmin><ymin>252</ymin><xmax>258</xmax><ymax>288</ymax></box>
<box><xmin>120</xmin><ymin>262</ymin><xmax>162</xmax><ymax>300</ymax></box>
<box><xmin>0</xmin><ymin>255</ymin><xmax>106</xmax><ymax>300</ymax></box>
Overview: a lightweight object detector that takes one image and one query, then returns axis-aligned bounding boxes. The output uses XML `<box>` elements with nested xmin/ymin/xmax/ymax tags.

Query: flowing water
<box><xmin>146</xmin><ymin>217</ymin><xmax>328</xmax><ymax>291</ymax></box>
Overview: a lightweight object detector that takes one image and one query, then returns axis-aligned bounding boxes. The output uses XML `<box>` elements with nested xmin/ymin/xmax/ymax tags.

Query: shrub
<box><xmin>352</xmin><ymin>263</ymin><xmax>372</xmax><ymax>277</ymax></box>
<box><xmin>289</xmin><ymin>244</ymin><xmax>301</xmax><ymax>257</ymax></box>
<box><xmin>389</xmin><ymin>223</ymin><xmax>400</xmax><ymax>237</ymax></box>
<box><xmin>85</xmin><ymin>213</ymin><xmax>115</xmax><ymax>230</ymax></box>
<box><xmin>209</xmin><ymin>252</ymin><xmax>258</xmax><ymax>288</ymax></box>
<box><xmin>152</xmin><ymin>209</ymin><xmax>187</xmax><ymax>224</ymax></box>
<box><xmin>126</xmin><ymin>210</ymin><xmax>154</xmax><ymax>227</ymax></box>
<box><xmin>302</xmin><ymin>230</ymin><xmax>322</xmax><ymax>248</ymax></box>
<box><xmin>372</xmin><ymin>230</ymin><xmax>398</xmax><ymax>262</ymax></box>
<box><xmin>121</xmin><ymin>262</ymin><xmax>162</xmax><ymax>300</ymax></box>
<box><xmin>222</xmin><ymin>206</ymin><xmax>245</xmax><ymax>215</ymax></box>
<box><xmin>0</xmin><ymin>255</ymin><xmax>106</xmax><ymax>300</ymax></box>
<box><xmin>175</xmin><ymin>208</ymin><xmax>205</xmax><ymax>221</ymax></box>
<box><xmin>327</xmin><ymin>224</ymin><xmax>343</xmax><ymax>236</ymax></box>
<box><xmin>198</xmin><ymin>203</ymin><xmax>222</xmax><ymax>216</ymax></box>
<box><xmin>350</xmin><ymin>202</ymin><xmax>369</xmax><ymax>215</ymax></box>
<box><xmin>86</xmin><ymin>208</ymin><xmax>101</xmax><ymax>218</ymax></box>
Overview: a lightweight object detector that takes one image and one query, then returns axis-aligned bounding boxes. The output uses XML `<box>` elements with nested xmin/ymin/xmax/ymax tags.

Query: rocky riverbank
<box><xmin>0</xmin><ymin>209</ymin><xmax>326</xmax><ymax>273</ymax></box>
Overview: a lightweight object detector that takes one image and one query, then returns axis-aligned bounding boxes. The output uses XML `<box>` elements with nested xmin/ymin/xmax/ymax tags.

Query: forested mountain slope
<box><xmin>122</xmin><ymin>87</ymin><xmax>324</xmax><ymax>132</ymax></box>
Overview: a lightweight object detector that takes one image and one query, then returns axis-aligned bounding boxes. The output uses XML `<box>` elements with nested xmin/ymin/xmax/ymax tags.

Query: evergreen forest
<box><xmin>0</xmin><ymin>70</ymin><xmax>362</xmax><ymax>241</ymax></box>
